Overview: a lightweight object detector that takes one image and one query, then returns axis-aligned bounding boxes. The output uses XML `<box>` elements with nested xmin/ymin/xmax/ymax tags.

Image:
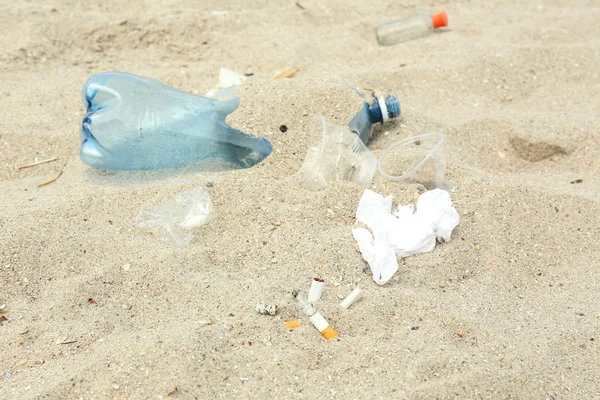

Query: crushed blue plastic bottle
<box><xmin>80</xmin><ymin>72</ymin><xmax>272</xmax><ymax>170</ymax></box>
<box><xmin>349</xmin><ymin>93</ymin><xmax>401</xmax><ymax>144</ymax></box>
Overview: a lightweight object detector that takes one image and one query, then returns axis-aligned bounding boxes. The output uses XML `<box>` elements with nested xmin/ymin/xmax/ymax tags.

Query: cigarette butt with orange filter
<box><xmin>309</xmin><ymin>311</ymin><xmax>339</xmax><ymax>340</ymax></box>
<box><xmin>284</xmin><ymin>320</ymin><xmax>299</xmax><ymax>329</ymax></box>
<box><xmin>297</xmin><ymin>293</ymin><xmax>339</xmax><ymax>340</ymax></box>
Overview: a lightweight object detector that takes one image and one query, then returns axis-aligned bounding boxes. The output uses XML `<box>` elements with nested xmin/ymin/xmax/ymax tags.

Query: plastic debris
<box><xmin>136</xmin><ymin>187</ymin><xmax>216</xmax><ymax>246</ymax></box>
<box><xmin>206</xmin><ymin>68</ymin><xmax>247</xmax><ymax>98</ymax></box>
<box><xmin>284</xmin><ymin>320</ymin><xmax>299</xmax><ymax>329</ymax></box>
<box><xmin>298</xmin><ymin>116</ymin><xmax>377</xmax><ymax>190</ymax></box>
<box><xmin>80</xmin><ymin>71</ymin><xmax>271</xmax><ymax>170</ymax></box>
<box><xmin>376</xmin><ymin>11</ymin><xmax>448</xmax><ymax>46</ymax></box>
<box><xmin>349</xmin><ymin>93</ymin><xmax>401</xmax><ymax>144</ymax></box>
<box><xmin>297</xmin><ymin>293</ymin><xmax>338</xmax><ymax>340</ymax></box>
<box><xmin>307</xmin><ymin>278</ymin><xmax>325</xmax><ymax>303</ymax></box>
<box><xmin>352</xmin><ymin>188</ymin><xmax>459</xmax><ymax>285</ymax></box>
<box><xmin>378</xmin><ymin>132</ymin><xmax>447</xmax><ymax>189</ymax></box>
<box><xmin>340</xmin><ymin>287</ymin><xmax>362</xmax><ymax>309</ymax></box>
<box><xmin>255</xmin><ymin>303</ymin><xmax>278</xmax><ymax>316</ymax></box>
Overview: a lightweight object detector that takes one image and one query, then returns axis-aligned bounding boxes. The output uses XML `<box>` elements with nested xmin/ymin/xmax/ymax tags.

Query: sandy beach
<box><xmin>1</xmin><ymin>0</ymin><xmax>599</xmax><ymax>398</ymax></box>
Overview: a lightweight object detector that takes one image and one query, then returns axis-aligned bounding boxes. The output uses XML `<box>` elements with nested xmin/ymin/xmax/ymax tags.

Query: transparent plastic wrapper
<box><xmin>376</xmin><ymin>12</ymin><xmax>448</xmax><ymax>46</ymax></box>
<box><xmin>378</xmin><ymin>132</ymin><xmax>447</xmax><ymax>189</ymax></box>
<box><xmin>136</xmin><ymin>187</ymin><xmax>215</xmax><ymax>246</ymax></box>
<box><xmin>80</xmin><ymin>71</ymin><xmax>272</xmax><ymax>170</ymax></box>
<box><xmin>298</xmin><ymin>116</ymin><xmax>377</xmax><ymax>190</ymax></box>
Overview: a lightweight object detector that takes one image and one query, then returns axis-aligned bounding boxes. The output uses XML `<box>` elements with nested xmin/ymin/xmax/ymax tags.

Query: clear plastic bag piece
<box><xmin>136</xmin><ymin>187</ymin><xmax>215</xmax><ymax>246</ymax></box>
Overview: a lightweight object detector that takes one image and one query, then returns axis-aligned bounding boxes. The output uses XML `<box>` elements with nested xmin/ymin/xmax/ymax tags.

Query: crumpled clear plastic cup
<box><xmin>298</xmin><ymin>116</ymin><xmax>377</xmax><ymax>190</ymax></box>
<box><xmin>377</xmin><ymin>132</ymin><xmax>446</xmax><ymax>189</ymax></box>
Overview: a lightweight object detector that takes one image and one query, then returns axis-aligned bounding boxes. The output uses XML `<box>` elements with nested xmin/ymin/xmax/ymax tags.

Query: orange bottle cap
<box><xmin>432</xmin><ymin>12</ymin><xmax>448</xmax><ymax>29</ymax></box>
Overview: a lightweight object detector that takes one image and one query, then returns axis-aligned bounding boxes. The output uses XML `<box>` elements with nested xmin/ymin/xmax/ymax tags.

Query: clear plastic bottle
<box><xmin>80</xmin><ymin>72</ymin><xmax>272</xmax><ymax>170</ymax></box>
<box><xmin>376</xmin><ymin>12</ymin><xmax>448</xmax><ymax>46</ymax></box>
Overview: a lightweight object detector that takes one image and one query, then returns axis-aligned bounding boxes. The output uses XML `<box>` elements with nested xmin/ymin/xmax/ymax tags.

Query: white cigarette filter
<box><xmin>340</xmin><ymin>287</ymin><xmax>362</xmax><ymax>309</ymax></box>
<box><xmin>307</xmin><ymin>278</ymin><xmax>325</xmax><ymax>303</ymax></box>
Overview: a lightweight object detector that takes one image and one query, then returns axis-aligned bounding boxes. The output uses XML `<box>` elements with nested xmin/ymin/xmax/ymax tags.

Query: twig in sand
<box><xmin>167</xmin><ymin>387</ymin><xmax>178</xmax><ymax>396</ymax></box>
<box><xmin>252</xmin><ymin>60</ymin><xmax>264</xmax><ymax>73</ymax></box>
<box><xmin>38</xmin><ymin>158</ymin><xmax>68</xmax><ymax>188</ymax></box>
<box><xmin>272</xmin><ymin>65</ymin><xmax>306</xmax><ymax>79</ymax></box>
<box><xmin>295</xmin><ymin>2</ymin><xmax>305</xmax><ymax>9</ymax></box>
<box><xmin>57</xmin><ymin>339</ymin><xmax>78</xmax><ymax>345</ymax></box>
<box><xmin>18</xmin><ymin>157</ymin><xmax>58</xmax><ymax>170</ymax></box>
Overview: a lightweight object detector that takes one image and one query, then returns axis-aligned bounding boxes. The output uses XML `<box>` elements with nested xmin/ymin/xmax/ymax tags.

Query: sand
<box><xmin>1</xmin><ymin>0</ymin><xmax>599</xmax><ymax>398</ymax></box>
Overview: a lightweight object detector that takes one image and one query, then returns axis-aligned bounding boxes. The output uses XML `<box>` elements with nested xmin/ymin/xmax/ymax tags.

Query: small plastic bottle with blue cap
<box><xmin>349</xmin><ymin>93</ymin><xmax>401</xmax><ymax>144</ymax></box>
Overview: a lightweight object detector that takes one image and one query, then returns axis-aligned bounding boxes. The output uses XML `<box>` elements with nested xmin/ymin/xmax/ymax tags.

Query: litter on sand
<box><xmin>340</xmin><ymin>287</ymin><xmax>362</xmax><ymax>309</ymax></box>
<box><xmin>136</xmin><ymin>187</ymin><xmax>216</xmax><ymax>246</ymax></box>
<box><xmin>296</xmin><ymin>292</ymin><xmax>338</xmax><ymax>340</ymax></box>
<box><xmin>205</xmin><ymin>67</ymin><xmax>247</xmax><ymax>97</ymax></box>
<box><xmin>307</xmin><ymin>278</ymin><xmax>325</xmax><ymax>303</ymax></box>
<box><xmin>298</xmin><ymin>117</ymin><xmax>377</xmax><ymax>190</ymax></box>
<box><xmin>298</xmin><ymin>91</ymin><xmax>400</xmax><ymax>191</ymax></box>
<box><xmin>255</xmin><ymin>303</ymin><xmax>278</xmax><ymax>316</ymax></box>
<box><xmin>352</xmin><ymin>188</ymin><xmax>460</xmax><ymax>285</ymax></box>
<box><xmin>284</xmin><ymin>320</ymin><xmax>299</xmax><ymax>329</ymax></box>
<box><xmin>376</xmin><ymin>11</ymin><xmax>448</xmax><ymax>46</ymax></box>
<box><xmin>80</xmin><ymin>71</ymin><xmax>271</xmax><ymax>170</ymax></box>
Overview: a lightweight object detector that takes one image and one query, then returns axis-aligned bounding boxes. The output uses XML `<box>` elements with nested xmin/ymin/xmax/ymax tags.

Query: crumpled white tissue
<box><xmin>352</xmin><ymin>188</ymin><xmax>460</xmax><ymax>285</ymax></box>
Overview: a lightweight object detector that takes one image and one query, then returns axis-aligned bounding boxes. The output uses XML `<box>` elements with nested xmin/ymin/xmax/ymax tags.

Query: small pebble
<box><xmin>279</xmin><ymin>125</ymin><xmax>288</xmax><ymax>133</ymax></box>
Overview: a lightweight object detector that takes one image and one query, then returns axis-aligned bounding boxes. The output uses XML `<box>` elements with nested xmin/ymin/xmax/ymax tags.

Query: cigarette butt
<box><xmin>309</xmin><ymin>311</ymin><xmax>338</xmax><ymax>340</ymax></box>
<box><xmin>284</xmin><ymin>320</ymin><xmax>299</xmax><ymax>329</ymax></box>
<box><xmin>321</xmin><ymin>326</ymin><xmax>339</xmax><ymax>340</ymax></box>
<box><xmin>340</xmin><ymin>287</ymin><xmax>362</xmax><ymax>309</ymax></box>
<box><xmin>307</xmin><ymin>278</ymin><xmax>325</xmax><ymax>303</ymax></box>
